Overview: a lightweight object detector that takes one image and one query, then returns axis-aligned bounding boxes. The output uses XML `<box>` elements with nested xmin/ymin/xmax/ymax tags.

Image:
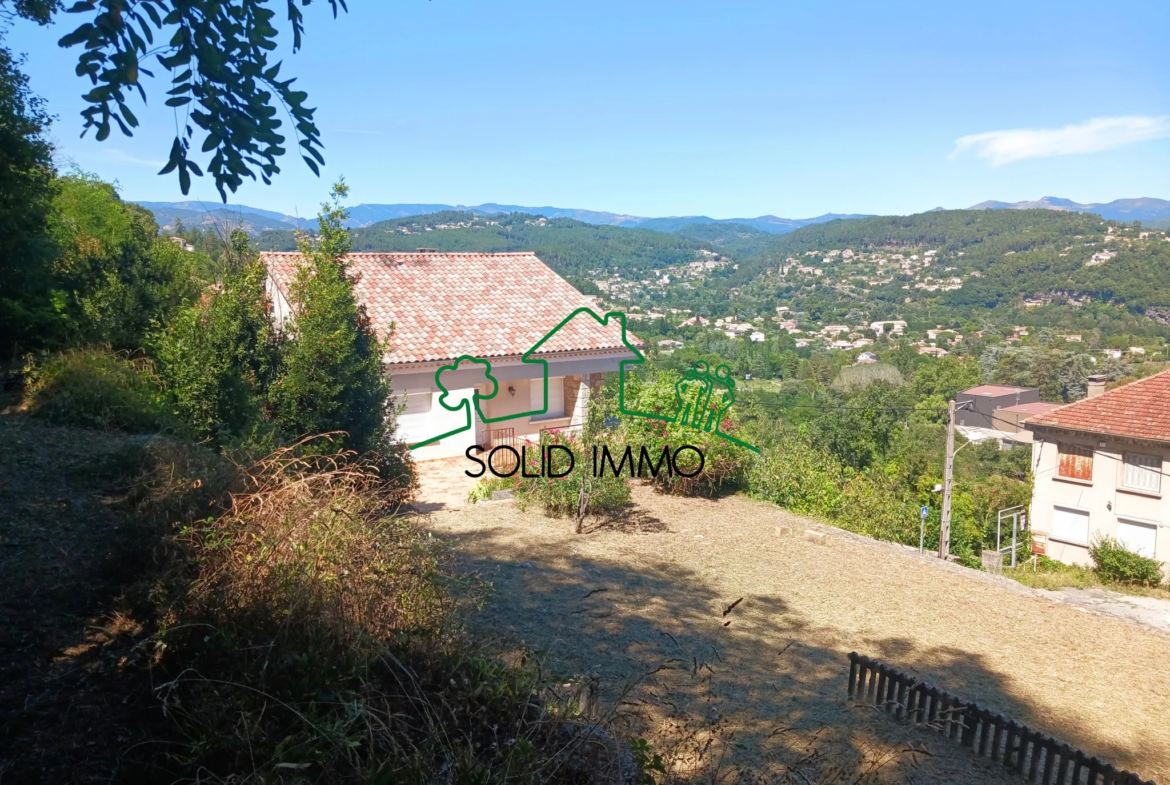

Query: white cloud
<box><xmin>951</xmin><ymin>116</ymin><xmax>1170</xmax><ymax>165</ymax></box>
<box><xmin>102</xmin><ymin>148</ymin><xmax>167</xmax><ymax>168</ymax></box>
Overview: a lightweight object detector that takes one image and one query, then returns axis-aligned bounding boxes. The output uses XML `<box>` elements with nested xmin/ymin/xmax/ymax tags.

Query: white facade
<box><xmin>1029</xmin><ymin>432</ymin><xmax>1169</xmax><ymax>571</ymax></box>
<box><xmin>388</xmin><ymin>354</ymin><xmax>619</xmax><ymax>461</ymax></box>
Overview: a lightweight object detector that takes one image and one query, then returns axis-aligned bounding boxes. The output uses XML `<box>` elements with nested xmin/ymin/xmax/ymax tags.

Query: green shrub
<box><xmin>22</xmin><ymin>348</ymin><xmax>179</xmax><ymax>433</ymax></box>
<box><xmin>1090</xmin><ymin>535</ymin><xmax>1165</xmax><ymax>586</ymax></box>
<box><xmin>745</xmin><ymin>436</ymin><xmax>845</xmax><ymax>516</ymax></box>
<box><xmin>834</xmin><ymin>475</ymin><xmax>921</xmax><ymax>546</ymax></box>
<box><xmin>468</xmin><ymin>474</ymin><xmax>517</xmax><ymax>503</ymax></box>
<box><xmin>619</xmin><ymin>368</ymin><xmax>749</xmax><ymax>496</ymax></box>
<box><xmin>513</xmin><ymin>430</ymin><xmax>631</xmax><ymax>524</ymax></box>
<box><xmin>1005</xmin><ymin>555</ymin><xmax>1100</xmax><ymax>591</ymax></box>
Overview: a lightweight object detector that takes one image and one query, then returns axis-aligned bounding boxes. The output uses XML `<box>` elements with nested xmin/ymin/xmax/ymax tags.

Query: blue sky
<box><xmin>10</xmin><ymin>0</ymin><xmax>1170</xmax><ymax>219</ymax></box>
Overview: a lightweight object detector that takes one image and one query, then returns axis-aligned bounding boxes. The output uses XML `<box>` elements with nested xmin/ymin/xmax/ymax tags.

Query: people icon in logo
<box><xmin>673</xmin><ymin>361</ymin><xmax>737</xmax><ymax>433</ymax></box>
<box><xmin>701</xmin><ymin>364</ymin><xmax>736</xmax><ymax>433</ymax></box>
<box><xmin>674</xmin><ymin>360</ymin><xmax>713</xmax><ymax>428</ymax></box>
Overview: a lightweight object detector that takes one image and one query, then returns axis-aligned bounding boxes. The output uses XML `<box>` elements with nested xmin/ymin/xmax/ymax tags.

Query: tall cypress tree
<box><xmin>152</xmin><ymin>230</ymin><xmax>278</xmax><ymax>442</ymax></box>
<box><xmin>271</xmin><ymin>180</ymin><xmax>389</xmax><ymax>453</ymax></box>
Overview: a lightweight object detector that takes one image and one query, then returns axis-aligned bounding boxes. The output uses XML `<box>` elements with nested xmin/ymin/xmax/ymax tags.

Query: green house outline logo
<box><xmin>406</xmin><ymin>307</ymin><xmax>758</xmax><ymax>454</ymax></box>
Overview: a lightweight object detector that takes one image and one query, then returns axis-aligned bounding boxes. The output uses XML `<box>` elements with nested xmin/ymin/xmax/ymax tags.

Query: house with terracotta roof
<box><xmin>263</xmin><ymin>251</ymin><xmax>640</xmax><ymax>461</ymax></box>
<box><xmin>1023</xmin><ymin>370</ymin><xmax>1170</xmax><ymax>571</ymax></box>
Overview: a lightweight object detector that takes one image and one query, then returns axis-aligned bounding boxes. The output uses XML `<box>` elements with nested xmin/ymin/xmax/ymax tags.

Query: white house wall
<box><xmin>1029</xmin><ymin>434</ymin><xmax>1170</xmax><ymax>571</ymax></box>
<box><xmin>389</xmin><ymin>354</ymin><xmax>631</xmax><ymax>461</ymax></box>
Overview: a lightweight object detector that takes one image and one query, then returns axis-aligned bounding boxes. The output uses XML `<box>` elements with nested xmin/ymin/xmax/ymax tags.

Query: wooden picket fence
<box><xmin>847</xmin><ymin>653</ymin><xmax>1155</xmax><ymax>785</ymax></box>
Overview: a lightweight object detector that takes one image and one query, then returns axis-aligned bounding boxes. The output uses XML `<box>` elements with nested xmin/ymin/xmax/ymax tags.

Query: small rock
<box><xmin>775</xmin><ymin>525</ymin><xmax>792</xmax><ymax>536</ymax></box>
<box><xmin>803</xmin><ymin>529</ymin><xmax>830</xmax><ymax>545</ymax></box>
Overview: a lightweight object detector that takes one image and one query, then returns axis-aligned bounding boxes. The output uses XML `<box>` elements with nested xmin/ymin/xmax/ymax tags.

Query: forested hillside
<box><xmin>254</xmin><ymin>210</ymin><xmax>716</xmax><ymax>278</ymax></box>
<box><xmin>239</xmin><ymin>205</ymin><xmax>1170</xmax><ymax>332</ymax></box>
<box><xmin>667</xmin><ymin>221</ymin><xmax>777</xmax><ymax>256</ymax></box>
<box><xmin>730</xmin><ymin>209</ymin><xmax>1170</xmax><ymax>324</ymax></box>
<box><xmin>730</xmin><ymin>209</ymin><xmax>1106</xmax><ymax>283</ymax></box>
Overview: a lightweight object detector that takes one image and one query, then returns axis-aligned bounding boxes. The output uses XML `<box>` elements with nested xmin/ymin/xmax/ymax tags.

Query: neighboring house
<box><xmin>750</xmin><ymin>331</ymin><xmax>766</xmax><ymax>342</ymax></box>
<box><xmin>657</xmin><ymin>339</ymin><xmax>684</xmax><ymax>353</ymax></box>
<box><xmin>1024</xmin><ymin>370</ymin><xmax>1170</xmax><ymax>570</ymax></box>
<box><xmin>263</xmin><ymin>251</ymin><xmax>639</xmax><ymax>461</ymax></box>
<box><xmin>993</xmin><ymin>401</ymin><xmax>1063</xmax><ymax>445</ymax></box>
<box><xmin>956</xmin><ymin>384</ymin><xmax>1039</xmax><ymax>430</ymax></box>
<box><xmin>870</xmin><ymin>320</ymin><xmax>908</xmax><ymax>334</ymax></box>
<box><xmin>168</xmin><ymin>235</ymin><xmax>195</xmax><ymax>252</ymax></box>
<box><xmin>855</xmin><ymin>351</ymin><xmax>878</xmax><ymax>364</ymax></box>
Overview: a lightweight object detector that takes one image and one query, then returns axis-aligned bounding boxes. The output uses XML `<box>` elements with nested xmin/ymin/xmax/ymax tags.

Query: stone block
<box><xmin>981</xmin><ymin>550</ymin><xmax>1004</xmax><ymax>574</ymax></box>
<box><xmin>490</xmin><ymin>489</ymin><xmax>515</xmax><ymax>501</ymax></box>
<box><xmin>803</xmin><ymin>529</ymin><xmax>829</xmax><ymax>544</ymax></box>
<box><xmin>775</xmin><ymin>525</ymin><xmax>793</xmax><ymax>536</ymax></box>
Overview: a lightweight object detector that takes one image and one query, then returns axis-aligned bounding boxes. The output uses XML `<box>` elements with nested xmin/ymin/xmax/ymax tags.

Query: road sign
<box><xmin>920</xmin><ymin>506</ymin><xmax>929</xmax><ymax>519</ymax></box>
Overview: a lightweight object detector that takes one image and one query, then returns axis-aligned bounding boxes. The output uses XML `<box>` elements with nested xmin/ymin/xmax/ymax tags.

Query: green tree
<box><xmin>48</xmin><ymin>173</ymin><xmax>200</xmax><ymax>348</ymax></box>
<box><xmin>271</xmin><ymin>180</ymin><xmax>389</xmax><ymax>454</ymax></box>
<box><xmin>812</xmin><ymin>381</ymin><xmax>911</xmax><ymax>470</ymax></box>
<box><xmin>12</xmin><ymin>0</ymin><xmax>346</xmax><ymax>198</ymax></box>
<box><xmin>152</xmin><ymin>231</ymin><xmax>278</xmax><ymax>441</ymax></box>
<box><xmin>0</xmin><ymin>41</ymin><xmax>56</xmax><ymax>355</ymax></box>
<box><xmin>910</xmin><ymin>355</ymin><xmax>980</xmax><ymax>401</ymax></box>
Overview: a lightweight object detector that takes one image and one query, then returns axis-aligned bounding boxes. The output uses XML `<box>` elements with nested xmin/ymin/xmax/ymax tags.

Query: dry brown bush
<box><xmin>145</xmin><ymin>438</ymin><xmax>629</xmax><ymax>783</ymax></box>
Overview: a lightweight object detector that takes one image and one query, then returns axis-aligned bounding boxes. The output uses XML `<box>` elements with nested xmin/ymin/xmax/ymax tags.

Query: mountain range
<box><xmin>968</xmin><ymin>196</ymin><xmax>1170</xmax><ymax>226</ymax></box>
<box><xmin>133</xmin><ymin>196</ymin><xmax>1170</xmax><ymax>237</ymax></box>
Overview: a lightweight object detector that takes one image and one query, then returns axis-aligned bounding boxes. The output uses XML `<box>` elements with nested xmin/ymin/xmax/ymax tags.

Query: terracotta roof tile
<box><xmin>1025</xmin><ymin>369</ymin><xmax>1170</xmax><ymax>444</ymax></box>
<box><xmin>262</xmin><ymin>252</ymin><xmax>639</xmax><ymax>366</ymax></box>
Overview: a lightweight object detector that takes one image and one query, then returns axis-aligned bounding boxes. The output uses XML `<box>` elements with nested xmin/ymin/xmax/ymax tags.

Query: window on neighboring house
<box><xmin>1052</xmin><ymin>506</ymin><xmax>1090</xmax><ymax>545</ymax></box>
<box><xmin>1057</xmin><ymin>443</ymin><xmax>1094</xmax><ymax>481</ymax></box>
<box><xmin>1121</xmin><ymin>453</ymin><xmax>1161</xmax><ymax>494</ymax></box>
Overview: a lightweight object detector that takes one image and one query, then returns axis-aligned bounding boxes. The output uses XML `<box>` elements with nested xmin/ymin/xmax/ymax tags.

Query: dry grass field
<box><xmin>427</xmin><ymin>485</ymin><xmax>1170</xmax><ymax>784</ymax></box>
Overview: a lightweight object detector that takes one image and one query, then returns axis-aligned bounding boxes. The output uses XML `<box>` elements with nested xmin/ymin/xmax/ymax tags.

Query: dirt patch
<box><xmin>410</xmin><ymin>455</ymin><xmax>479</xmax><ymax>512</ymax></box>
<box><xmin>0</xmin><ymin>416</ymin><xmax>160</xmax><ymax>782</ymax></box>
<box><xmin>427</xmin><ymin>485</ymin><xmax>1170</xmax><ymax>783</ymax></box>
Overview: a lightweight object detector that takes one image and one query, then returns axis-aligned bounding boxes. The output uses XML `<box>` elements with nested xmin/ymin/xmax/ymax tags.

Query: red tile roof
<box><xmin>1025</xmin><ymin>369</ymin><xmax>1170</xmax><ymax>444</ymax></box>
<box><xmin>961</xmin><ymin>384</ymin><xmax>1036</xmax><ymax>396</ymax></box>
<box><xmin>262</xmin><ymin>252</ymin><xmax>639</xmax><ymax>366</ymax></box>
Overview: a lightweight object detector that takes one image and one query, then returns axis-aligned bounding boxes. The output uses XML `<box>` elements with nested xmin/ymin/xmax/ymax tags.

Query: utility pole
<box><xmin>939</xmin><ymin>399</ymin><xmax>956</xmax><ymax>560</ymax></box>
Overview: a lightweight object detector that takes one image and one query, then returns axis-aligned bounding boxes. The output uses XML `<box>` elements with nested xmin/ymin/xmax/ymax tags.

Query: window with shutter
<box><xmin>401</xmin><ymin>392</ymin><xmax>433</xmax><ymax>415</ymax></box>
<box><xmin>1058</xmin><ymin>444</ymin><xmax>1093</xmax><ymax>481</ymax></box>
<box><xmin>1052</xmin><ymin>506</ymin><xmax>1090</xmax><ymax>545</ymax></box>
<box><xmin>1122</xmin><ymin>453</ymin><xmax>1161</xmax><ymax>493</ymax></box>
